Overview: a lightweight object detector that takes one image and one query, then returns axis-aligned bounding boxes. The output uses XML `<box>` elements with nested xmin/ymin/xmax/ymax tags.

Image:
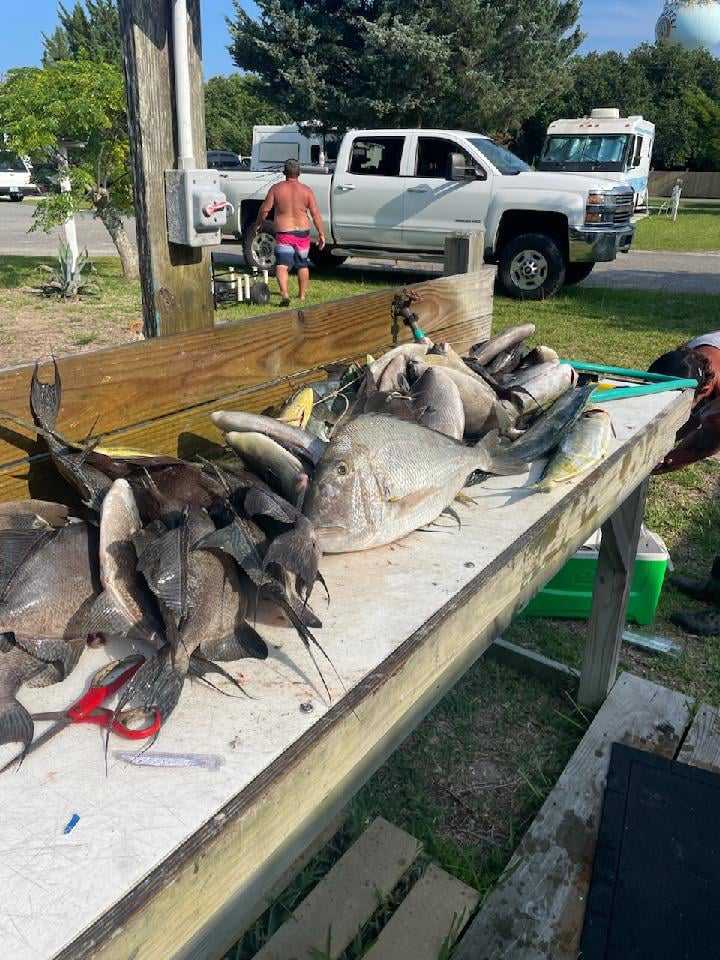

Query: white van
<box><xmin>250</xmin><ymin>124</ymin><xmax>339</xmax><ymax>171</ymax></box>
<box><xmin>0</xmin><ymin>151</ymin><xmax>39</xmax><ymax>201</ymax></box>
<box><xmin>537</xmin><ymin>109</ymin><xmax>655</xmax><ymax>213</ymax></box>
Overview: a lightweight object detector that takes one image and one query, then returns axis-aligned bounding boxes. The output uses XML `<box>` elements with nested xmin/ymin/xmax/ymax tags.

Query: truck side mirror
<box><xmin>449</xmin><ymin>153</ymin><xmax>483</xmax><ymax>182</ymax></box>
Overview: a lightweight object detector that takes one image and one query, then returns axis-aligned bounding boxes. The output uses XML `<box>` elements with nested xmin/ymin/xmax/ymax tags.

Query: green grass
<box><xmin>634</xmin><ymin>209</ymin><xmax>720</xmax><ymax>252</ymax></box>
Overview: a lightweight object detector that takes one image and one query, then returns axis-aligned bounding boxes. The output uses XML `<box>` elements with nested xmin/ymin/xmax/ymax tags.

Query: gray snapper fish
<box><xmin>411</xmin><ymin>367</ymin><xmax>465</xmax><ymax>439</ymax></box>
<box><xmin>211</xmin><ymin>410</ymin><xmax>326</xmax><ymax>466</ymax></box>
<box><xmin>471</xmin><ymin>324</ymin><xmax>536</xmax><ymax>366</ymax></box>
<box><xmin>409</xmin><ymin>359</ymin><xmax>507</xmax><ymax>437</ymax></box>
<box><xmin>304</xmin><ymin>414</ymin><xmax>525</xmax><ymax>553</ymax></box>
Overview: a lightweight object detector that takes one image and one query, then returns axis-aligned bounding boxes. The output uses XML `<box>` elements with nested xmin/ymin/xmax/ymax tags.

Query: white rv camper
<box><xmin>250</xmin><ymin>124</ymin><xmax>339</xmax><ymax>171</ymax></box>
<box><xmin>537</xmin><ymin>109</ymin><xmax>655</xmax><ymax>212</ymax></box>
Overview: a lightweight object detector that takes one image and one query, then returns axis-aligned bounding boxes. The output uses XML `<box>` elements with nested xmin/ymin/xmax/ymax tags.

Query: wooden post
<box><xmin>443</xmin><ymin>230</ymin><xmax>485</xmax><ymax>276</ymax></box>
<box><xmin>119</xmin><ymin>0</ymin><xmax>214</xmax><ymax>338</ymax></box>
<box><xmin>578</xmin><ymin>479</ymin><xmax>649</xmax><ymax>707</ymax></box>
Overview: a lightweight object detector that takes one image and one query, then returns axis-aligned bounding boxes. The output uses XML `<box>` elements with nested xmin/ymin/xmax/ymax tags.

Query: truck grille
<box><xmin>613</xmin><ymin>194</ymin><xmax>634</xmax><ymax>224</ymax></box>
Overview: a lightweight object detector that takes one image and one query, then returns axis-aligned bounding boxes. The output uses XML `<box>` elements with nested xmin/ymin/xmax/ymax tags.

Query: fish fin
<box><xmin>455</xmin><ymin>491</ymin><xmax>478</xmax><ymax>506</ymax></box>
<box><xmin>30</xmin><ymin>358</ymin><xmax>62</xmax><ymax>431</ymax></box>
<box><xmin>0</xmin><ymin>697</ymin><xmax>34</xmax><ymax>753</ymax></box>
<box><xmin>188</xmin><ymin>653</ymin><xmax>250</xmax><ymax>698</ymax></box>
<box><xmin>136</xmin><ymin>520</ymin><xmax>189</xmax><ymax>628</ymax></box>
<box><xmin>200</xmin><ymin>623</ymin><xmax>268</xmax><ymax>662</ymax></box>
<box><xmin>195</xmin><ymin>519</ymin><xmax>264</xmax><ymax>580</ymax></box>
<box><xmin>244</xmin><ymin>485</ymin><xmax>298</xmax><ymax>525</ymax></box>
<box><xmin>0</xmin><ymin>527</ymin><xmax>56</xmax><ymax>601</ymax></box>
<box><xmin>112</xmin><ymin>645</ymin><xmax>185</xmax><ymax>728</ymax></box>
<box><xmin>262</xmin><ymin>522</ymin><xmax>321</xmax><ymax>602</ymax></box>
<box><xmin>440</xmin><ymin>505</ymin><xmax>462</xmax><ymax>530</ymax></box>
<box><xmin>387</xmin><ymin>488</ymin><xmax>440</xmax><ymax>509</ymax></box>
<box><xmin>282</xmin><ymin>581</ymin><xmax>324</xmax><ymax>628</ymax></box>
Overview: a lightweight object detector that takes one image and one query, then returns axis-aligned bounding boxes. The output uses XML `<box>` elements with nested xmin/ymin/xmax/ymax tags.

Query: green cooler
<box><xmin>522</xmin><ymin>529</ymin><xmax>669</xmax><ymax>626</ymax></box>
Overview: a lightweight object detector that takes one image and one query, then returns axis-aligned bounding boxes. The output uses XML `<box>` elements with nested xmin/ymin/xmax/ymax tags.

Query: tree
<box><xmin>228</xmin><ymin>0</ymin><xmax>583</xmax><ymax>140</ymax></box>
<box><xmin>0</xmin><ymin>62</ymin><xmax>138</xmax><ymax>278</ymax></box>
<box><xmin>42</xmin><ymin>0</ymin><xmax>121</xmax><ymax>67</ymax></box>
<box><xmin>518</xmin><ymin>44</ymin><xmax>720</xmax><ymax>169</ymax></box>
<box><xmin>205</xmin><ymin>74</ymin><xmax>289</xmax><ymax>155</ymax></box>
<box><xmin>685</xmin><ymin>88</ymin><xmax>720</xmax><ymax>170</ymax></box>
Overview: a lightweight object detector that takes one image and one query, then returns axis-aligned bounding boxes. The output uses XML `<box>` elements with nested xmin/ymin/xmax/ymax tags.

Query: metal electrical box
<box><xmin>165</xmin><ymin>169</ymin><xmax>229</xmax><ymax>247</ymax></box>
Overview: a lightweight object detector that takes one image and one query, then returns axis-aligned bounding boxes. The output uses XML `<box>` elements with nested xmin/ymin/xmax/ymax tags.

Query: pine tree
<box><xmin>228</xmin><ymin>0</ymin><xmax>583</xmax><ymax>138</ymax></box>
<box><xmin>42</xmin><ymin>0</ymin><xmax>121</xmax><ymax>67</ymax></box>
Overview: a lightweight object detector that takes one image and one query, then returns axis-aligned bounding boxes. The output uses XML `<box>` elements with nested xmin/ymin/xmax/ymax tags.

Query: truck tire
<box><xmin>498</xmin><ymin>233</ymin><xmax>566</xmax><ymax>300</ymax></box>
<box><xmin>243</xmin><ymin>219</ymin><xmax>276</xmax><ymax>271</ymax></box>
<box><xmin>311</xmin><ymin>245</ymin><xmax>348</xmax><ymax>270</ymax></box>
<box><xmin>564</xmin><ymin>262</ymin><xmax>595</xmax><ymax>287</ymax></box>
<box><xmin>10</xmin><ymin>195</ymin><xmax>24</xmax><ymax>202</ymax></box>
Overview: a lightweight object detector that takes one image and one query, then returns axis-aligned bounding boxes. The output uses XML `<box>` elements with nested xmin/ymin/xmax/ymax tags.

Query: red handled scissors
<box><xmin>1</xmin><ymin>656</ymin><xmax>161</xmax><ymax>774</ymax></box>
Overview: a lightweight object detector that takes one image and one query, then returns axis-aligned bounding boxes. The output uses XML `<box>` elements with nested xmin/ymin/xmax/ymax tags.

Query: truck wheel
<box><xmin>243</xmin><ymin>220</ymin><xmax>276</xmax><ymax>271</ymax></box>
<box><xmin>10</xmin><ymin>195</ymin><xmax>24</xmax><ymax>202</ymax></box>
<box><xmin>498</xmin><ymin>233</ymin><xmax>566</xmax><ymax>300</ymax></box>
<box><xmin>564</xmin><ymin>262</ymin><xmax>595</xmax><ymax>287</ymax></box>
<box><xmin>312</xmin><ymin>245</ymin><xmax>348</xmax><ymax>270</ymax></box>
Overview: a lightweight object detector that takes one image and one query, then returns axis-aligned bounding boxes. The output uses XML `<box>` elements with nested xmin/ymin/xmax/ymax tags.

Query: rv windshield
<box><xmin>468</xmin><ymin>139</ymin><xmax>529</xmax><ymax>175</ymax></box>
<box><xmin>0</xmin><ymin>152</ymin><xmax>27</xmax><ymax>173</ymax></box>
<box><xmin>537</xmin><ymin>135</ymin><xmax>632</xmax><ymax>172</ymax></box>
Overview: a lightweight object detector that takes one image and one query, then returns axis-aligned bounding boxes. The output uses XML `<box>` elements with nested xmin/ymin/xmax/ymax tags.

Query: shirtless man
<box><xmin>255</xmin><ymin>159</ymin><xmax>326</xmax><ymax>307</ymax></box>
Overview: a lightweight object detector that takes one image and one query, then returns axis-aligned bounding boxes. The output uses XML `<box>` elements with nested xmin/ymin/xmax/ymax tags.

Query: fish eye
<box><xmin>337</xmin><ymin>462</ymin><xmax>348</xmax><ymax>476</ymax></box>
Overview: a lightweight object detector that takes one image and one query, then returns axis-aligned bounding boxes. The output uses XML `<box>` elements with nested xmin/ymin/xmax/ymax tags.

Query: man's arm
<box><xmin>306</xmin><ymin>189</ymin><xmax>326</xmax><ymax>249</ymax></box>
<box><xmin>254</xmin><ymin>186</ymin><xmax>275</xmax><ymax>229</ymax></box>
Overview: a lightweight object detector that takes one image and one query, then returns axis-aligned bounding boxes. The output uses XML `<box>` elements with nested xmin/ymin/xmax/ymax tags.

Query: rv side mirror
<box><xmin>449</xmin><ymin>152</ymin><xmax>478</xmax><ymax>181</ymax></box>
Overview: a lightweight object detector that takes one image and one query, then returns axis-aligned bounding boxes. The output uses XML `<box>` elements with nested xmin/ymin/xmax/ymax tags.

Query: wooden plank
<box><xmin>254</xmin><ymin>818</ymin><xmax>421</xmax><ymax>960</ymax></box>
<box><xmin>454</xmin><ymin>673</ymin><xmax>693</xmax><ymax>960</ymax></box>
<box><xmin>486</xmin><ymin>637</ymin><xmax>580</xmax><ymax>692</ymax></box>
<box><xmin>119</xmin><ymin>0</ymin><xmax>214</xmax><ymax>336</ymax></box>
<box><xmin>364</xmin><ymin>864</ymin><xmax>479</xmax><ymax>960</ymax></box>
<box><xmin>31</xmin><ymin>391</ymin><xmax>689</xmax><ymax>960</ymax></box>
<box><xmin>578</xmin><ymin>479</ymin><xmax>649</xmax><ymax>707</ymax></box>
<box><xmin>0</xmin><ymin>270</ymin><xmax>495</xmax><ymax>488</ymax></box>
<box><xmin>444</xmin><ymin>232</ymin><xmax>485</xmax><ymax>276</ymax></box>
<box><xmin>677</xmin><ymin>704</ymin><xmax>720</xmax><ymax>773</ymax></box>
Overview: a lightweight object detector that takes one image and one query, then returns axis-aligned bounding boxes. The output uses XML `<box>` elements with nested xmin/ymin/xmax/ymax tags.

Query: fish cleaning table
<box><xmin>0</xmin><ymin>271</ymin><xmax>691</xmax><ymax>958</ymax></box>
<box><xmin>0</xmin><ymin>389</ymin><xmax>691</xmax><ymax>960</ymax></box>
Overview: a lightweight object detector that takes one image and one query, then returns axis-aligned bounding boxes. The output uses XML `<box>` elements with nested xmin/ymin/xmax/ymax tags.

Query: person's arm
<box><xmin>653</xmin><ymin>397</ymin><xmax>720</xmax><ymax>474</ymax></box>
<box><xmin>255</xmin><ymin>186</ymin><xmax>275</xmax><ymax>229</ymax></box>
<box><xmin>306</xmin><ymin>189</ymin><xmax>326</xmax><ymax>249</ymax></box>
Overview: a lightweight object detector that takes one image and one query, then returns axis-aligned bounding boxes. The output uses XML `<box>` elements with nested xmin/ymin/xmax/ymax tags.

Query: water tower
<box><xmin>655</xmin><ymin>0</ymin><xmax>720</xmax><ymax>51</ymax></box>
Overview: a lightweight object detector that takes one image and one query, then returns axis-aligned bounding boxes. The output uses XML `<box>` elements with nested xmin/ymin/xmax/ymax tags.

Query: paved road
<box><xmin>2</xmin><ymin>198</ymin><xmax>718</xmax><ymax>295</ymax></box>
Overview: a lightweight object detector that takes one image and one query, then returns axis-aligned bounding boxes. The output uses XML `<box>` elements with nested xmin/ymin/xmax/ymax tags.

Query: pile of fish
<box><xmin>0</xmin><ymin>364</ymin><xmax>334</xmax><ymax>755</ymax></box>
<box><xmin>213</xmin><ymin>323</ymin><xmax>613</xmax><ymax>555</ymax></box>
<box><xmin>0</xmin><ymin>325</ymin><xmax>613</xmax><ymax>756</ymax></box>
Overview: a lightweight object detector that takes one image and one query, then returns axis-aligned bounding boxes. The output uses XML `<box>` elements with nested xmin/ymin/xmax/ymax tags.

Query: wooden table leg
<box><xmin>578</xmin><ymin>479</ymin><xmax>649</xmax><ymax>708</ymax></box>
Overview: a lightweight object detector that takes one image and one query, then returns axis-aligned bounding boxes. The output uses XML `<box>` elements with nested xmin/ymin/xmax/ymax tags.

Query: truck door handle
<box><xmin>408</xmin><ymin>185</ymin><xmax>430</xmax><ymax>193</ymax></box>
<box><xmin>336</xmin><ymin>184</ymin><xmax>356</xmax><ymax>192</ymax></box>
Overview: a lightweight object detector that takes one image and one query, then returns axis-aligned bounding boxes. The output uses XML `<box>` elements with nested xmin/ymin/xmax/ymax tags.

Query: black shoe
<box><xmin>670</xmin><ymin>608</ymin><xmax>720</xmax><ymax>637</ymax></box>
<box><xmin>669</xmin><ymin>573</ymin><xmax>720</xmax><ymax>604</ymax></box>
<box><xmin>279</xmin><ymin>297</ymin><xmax>291</xmax><ymax>308</ymax></box>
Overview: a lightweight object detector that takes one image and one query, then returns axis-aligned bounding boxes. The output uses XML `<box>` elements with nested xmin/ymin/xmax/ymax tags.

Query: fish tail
<box><xmin>275</xmin><ymin>592</ymin><xmax>344</xmax><ymax>701</ymax></box>
<box><xmin>0</xmin><ymin>696</ymin><xmax>34</xmax><ymax>754</ymax></box>
<box><xmin>30</xmin><ymin>359</ymin><xmax>62</xmax><ymax>432</ymax></box>
<box><xmin>112</xmin><ymin>646</ymin><xmax>185</xmax><ymax>731</ymax></box>
<box><xmin>474</xmin><ymin>430</ymin><xmax>528</xmax><ymax>477</ymax></box>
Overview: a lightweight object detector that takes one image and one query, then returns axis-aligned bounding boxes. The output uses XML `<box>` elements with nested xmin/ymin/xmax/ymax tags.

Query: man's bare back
<box><xmin>270</xmin><ymin>180</ymin><xmax>318</xmax><ymax>232</ymax></box>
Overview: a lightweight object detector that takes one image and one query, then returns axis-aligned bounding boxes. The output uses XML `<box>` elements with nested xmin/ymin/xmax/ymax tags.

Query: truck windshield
<box><xmin>0</xmin><ymin>152</ymin><xmax>27</xmax><ymax>173</ymax></box>
<box><xmin>537</xmin><ymin>135</ymin><xmax>631</xmax><ymax>172</ymax></box>
<box><xmin>468</xmin><ymin>139</ymin><xmax>529</xmax><ymax>176</ymax></box>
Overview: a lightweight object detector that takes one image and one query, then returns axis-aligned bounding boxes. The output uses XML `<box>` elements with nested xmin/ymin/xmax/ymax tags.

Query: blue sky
<box><xmin>0</xmin><ymin>1</ymin><xmax>664</xmax><ymax>78</ymax></box>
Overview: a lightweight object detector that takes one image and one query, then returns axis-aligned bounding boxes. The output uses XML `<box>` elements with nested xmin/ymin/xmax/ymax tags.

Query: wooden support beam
<box><xmin>578</xmin><ymin>479</ymin><xmax>649</xmax><ymax>708</ymax></box>
<box><xmin>487</xmin><ymin>637</ymin><xmax>580</xmax><ymax>693</ymax></box>
<box><xmin>119</xmin><ymin>0</ymin><xmax>214</xmax><ymax>337</ymax></box>
<box><xmin>444</xmin><ymin>231</ymin><xmax>485</xmax><ymax>276</ymax></box>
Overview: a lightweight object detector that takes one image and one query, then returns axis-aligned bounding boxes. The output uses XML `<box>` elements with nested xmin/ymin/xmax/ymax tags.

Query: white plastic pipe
<box><xmin>172</xmin><ymin>0</ymin><xmax>195</xmax><ymax>170</ymax></box>
<box><xmin>243</xmin><ymin>274</ymin><xmax>251</xmax><ymax>300</ymax></box>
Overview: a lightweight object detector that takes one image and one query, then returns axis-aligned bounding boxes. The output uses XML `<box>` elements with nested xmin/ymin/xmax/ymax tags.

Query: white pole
<box><xmin>243</xmin><ymin>274</ymin><xmax>251</xmax><ymax>300</ymax></box>
<box><xmin>57</xmin><ymin>143</ymin><xmax>79</xmax><ymax>275</ymax></box>
<box><xmin>172</xmin><ymin>0</ymin><xmax>195</xmax><ymax>170</ymax></box>
<box><xmin>262</xmin><ymin>269</ymin><xmax>269</xmax><ymax>284</ymax></box>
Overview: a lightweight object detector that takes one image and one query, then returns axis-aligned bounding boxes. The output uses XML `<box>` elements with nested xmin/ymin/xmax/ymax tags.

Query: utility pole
<box><xmin>119</xmin><ymin>0</ymin><xmax>214</xmax><ymax>337</ymax></box>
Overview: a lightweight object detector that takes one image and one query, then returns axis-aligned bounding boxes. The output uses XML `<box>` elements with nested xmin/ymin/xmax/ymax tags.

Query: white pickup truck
<box><xmin>220</xmin><ymin>128</ymin><xmax>635</xmax><ymax>299</ymax></box>
<box><xmin>0</xmin><ymin>151</ymin><xmax>40</xmax><ymax>201</ymax></box>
